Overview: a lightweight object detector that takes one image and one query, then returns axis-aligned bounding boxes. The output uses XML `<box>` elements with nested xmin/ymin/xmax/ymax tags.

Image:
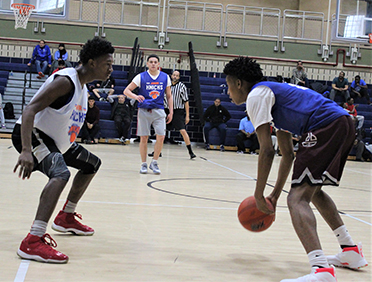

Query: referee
<box><xmin>164</xmin><ymin>70</ymin><xmax>196</xmax><ymax>159</ymax></box>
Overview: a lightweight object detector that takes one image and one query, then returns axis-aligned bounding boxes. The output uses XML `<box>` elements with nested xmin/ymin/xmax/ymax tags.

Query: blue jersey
<box><xmin>138</xmin><ymin>71</ymin><xmax>168</xmax><ymax>109</ymax></box>
<box><xmin>250</xmin><ymin>81</ymin><xmax>348</xmax><ymax>135</ymax></box>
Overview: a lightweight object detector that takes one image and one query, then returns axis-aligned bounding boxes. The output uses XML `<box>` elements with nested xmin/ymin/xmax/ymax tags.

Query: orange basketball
<box><xmin>237</xmin><ymin>196</ymin><xmax>275</xmax><ymax>232</ymax></box>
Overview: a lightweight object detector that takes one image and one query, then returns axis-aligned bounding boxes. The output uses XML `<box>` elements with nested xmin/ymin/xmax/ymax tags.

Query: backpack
<box><xmin>4</xmin><ymin>102</ymin><xmax>15</xmax><ymax>119</ymax></box>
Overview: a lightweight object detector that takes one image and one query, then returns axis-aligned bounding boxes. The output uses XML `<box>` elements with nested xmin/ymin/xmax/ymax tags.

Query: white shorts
<box><xmin>137</xmin><ymin>108</ymin><xmax>166</xmax><ymax>136</ymax></box>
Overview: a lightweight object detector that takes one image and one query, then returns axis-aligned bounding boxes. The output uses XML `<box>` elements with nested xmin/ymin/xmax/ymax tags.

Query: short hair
<box><xmin>147</xmin><ymin>54</ymin><xmax>159</xmax><ymax>62</ymax></box>
<box><xmin>340</xmin><ymin>71</ymin><xmax>345</xmax><ymax>75</ymax></box>
<box><xmin>79</xmin><ymin>37</ymin><xmax>115</xmax><ymax>65</ymax></box>
<box><xmin>223</xmin><ymin>57</ymin><xmax>263</xmax><ymax>83</ymax></box>
<box><xmin>88</xmin><ymin>95</ymin><xmax>95</xmax><ymax>100</ymax></box>
<box><xmin>355</xmin><ymin>75</ymin><xmax>360</xmax><ymax>79</ymax></box>
<box><xmin>40</xmin><ymin>40</ymin><xmax>46</xmax><ymax>44</ymax></box>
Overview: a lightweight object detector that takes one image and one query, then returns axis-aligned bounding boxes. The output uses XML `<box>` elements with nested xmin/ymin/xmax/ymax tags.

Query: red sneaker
<box><xmin>17</xmin><ymin>233</ymin><xmax>68</xmax><ymax>263</ymax></box>
<box><xmin>52</xmin><ymin>210</ymin><xmax>94</xmax><ymax>236</ymax></box>
<box><xmin>38</xmin><ymin>71</ymin><xmax>45</xmax><ymax>78</ymax></box>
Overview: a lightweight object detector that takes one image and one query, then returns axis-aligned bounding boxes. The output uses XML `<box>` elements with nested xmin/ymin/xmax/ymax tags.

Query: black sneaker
<box><xmin>148</xmin><ymin>152</ymin><xmax>162</xmax><ymax>157</ymax></box>
<box><xmin>190</xmin><ymin>153</ymin><xmax>196</xmax><ymax>159</ymax></box>
<box><xmin>220</xmin><ymin>145</ymin><xmax>225</xmax><ymax>152</ymax></box>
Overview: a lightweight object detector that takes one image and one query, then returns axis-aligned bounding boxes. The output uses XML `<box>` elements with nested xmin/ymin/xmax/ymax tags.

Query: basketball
<box><xmin>238</xmin><ymin>196</ymin><xmax>275</xmax><ymax>232</ymax></box>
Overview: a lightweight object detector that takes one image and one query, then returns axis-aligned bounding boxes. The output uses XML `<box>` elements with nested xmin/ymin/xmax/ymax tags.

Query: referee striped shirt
<box><xmin>164</xmin><ymin>81</ymin><xmax>188</xmax><ymax>109</ymax></box>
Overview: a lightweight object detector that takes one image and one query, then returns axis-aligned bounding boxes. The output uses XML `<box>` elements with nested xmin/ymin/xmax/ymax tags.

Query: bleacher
<box><xmin>1</xmin><ymin>56</ymin><xmax>371</xmax><ymax>152</ymax></box>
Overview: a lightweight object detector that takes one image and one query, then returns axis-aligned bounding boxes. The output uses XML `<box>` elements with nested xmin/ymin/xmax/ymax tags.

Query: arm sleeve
<box><xmin>54</xmin><ymin>51</ymin><xmax>59</xmax><ymax>61</ymax></box>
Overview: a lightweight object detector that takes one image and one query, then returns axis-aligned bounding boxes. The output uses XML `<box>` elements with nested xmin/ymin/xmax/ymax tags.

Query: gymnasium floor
<box><xmin>0</xmin><ymin>138</ymin><xmax>371</xmax><ymax>282</ymax></box>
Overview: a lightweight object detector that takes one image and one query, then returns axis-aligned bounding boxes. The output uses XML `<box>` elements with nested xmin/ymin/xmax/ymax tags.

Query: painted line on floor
<box><xmin>14</xmin><ymin>260</ymin><xmax>29</xmax><ymax>282</ymax></box>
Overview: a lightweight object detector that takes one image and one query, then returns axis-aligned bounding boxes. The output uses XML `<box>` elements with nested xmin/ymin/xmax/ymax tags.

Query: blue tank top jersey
<box><xmin>138</xmin><ymin>71</ymin><xmax>168</xmax><ymax>109</ymax></box>
<box><xmin>251</xmin><ymin>81</ymin><xmax>348</xmax><ymax>135</ymax></box>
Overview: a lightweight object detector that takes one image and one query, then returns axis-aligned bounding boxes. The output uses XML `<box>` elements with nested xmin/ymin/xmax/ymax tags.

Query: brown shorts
<box><xmin>292</xmin><ymin>115</ymin><xmax>355</xmax><ymax>187</ymax></box>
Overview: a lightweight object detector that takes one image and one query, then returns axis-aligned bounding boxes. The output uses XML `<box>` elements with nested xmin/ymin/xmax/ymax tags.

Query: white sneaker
<box><xmin>280</xmin><ymin>266</ymin><xmax>337</xmax><ymax>282</ymax></box>
<box><xmin>149</xmin><ymin>161</ymin><xmax>161</xmax><ymax>174</ymax></box>
<box><xmin>327</xmin><ymin>242</ymin><xmax>368</xmax><ymax>270</ymax></box>
<box><xmin>140</xmin><ymin>163</ymin><xmax>147</xmax><ymax>174</ymax></box>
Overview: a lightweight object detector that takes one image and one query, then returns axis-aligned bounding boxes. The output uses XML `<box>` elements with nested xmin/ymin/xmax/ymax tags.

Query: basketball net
<box><xmin>11</xmin><ymin>3</ymin><xmax>35</xmax><ymax>29</ymax></box>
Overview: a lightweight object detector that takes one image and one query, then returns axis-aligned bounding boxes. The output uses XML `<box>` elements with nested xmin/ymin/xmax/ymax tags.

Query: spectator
<box><xmin>291</xmin><ymin>60</ymin><xmax>308</xmax><ymax>87</ymax></box>
<box><xmin>80</xmin><ymin>96</ymin><xmax>101</xmax><ymax>144</ymax></box>
<box><xmin>353</xmin><ymin>129</ymin><xmax>372</xmax><ymax>162</ymax></box>
<box><xmin>51</xmin><ymin>60</ymin><xmax>66</xmax><ymax>74</ymax></box>
<box><xmin>27</xmin><ymin>39</ymin><xmax>52</xmax><ymax>79</ymax></box>
<box><xmin>50</xmin><ymin>43</ymin><xmax>72</xmax><ymax>74</ymax></box>
<box><xmin>350</xmin><ymin>75</ymin><xmax>371</xmax><ymax>105</ymax></box>
<box><xmin>0</xmin><ymin>92</ymin><xmax>5</xmax><ymax>129</ymax></box>
<box><xmin>92</xmin><ymin>75</ymin><xmax>115</xmax><ymax>101</ymax></box>
<box><xmin>203</xmin><ymin>98</ymin><xmax>231</xmax><ymax>151</ymax></box>
<box><xmin>108</xmin><ymin>94</ymin><xmax>134</xmax><ymax>144</ymax></box>
<box><xmin>344</xmin><ymin>97</ymin><xmax>364</xmax><ymax>130</ymax></box>
<box><xmin>124</xmin><ymin>54</ymin><xmax>173</xmax><ymax>175</ymax></box>
<box><xmin>236</xmin><ymin>113</ymin><xmax>259</xmax><ymax>154</ymax></box>
<box><xmin>330</xmin><ymin>71</ymin><xmax>350</xmax><ymax>103</ymax></box>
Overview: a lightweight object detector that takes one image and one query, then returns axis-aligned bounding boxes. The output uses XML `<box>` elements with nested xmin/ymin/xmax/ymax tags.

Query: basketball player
<box><xmin>150</xmin><ymin>70</ymin><xmax>196</xmax><ymax>159</ymax></box>
<box><xmin>12</xmin><ymin>37</ymin><xmax>115</xmax><ymax>263</ymax></box>
<box><xmin>223</xmin><ymin>57</ymin><xmax>368</xmax><ymax>282</ymax></box>
<box><xmin>124</xmin><ymin>54</ymin><xmax>173</xmax><ymax>175</ymax></box>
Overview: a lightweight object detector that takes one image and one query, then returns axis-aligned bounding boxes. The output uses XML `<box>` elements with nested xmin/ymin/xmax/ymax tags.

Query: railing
<box><xmin>165</xmin><ymin>0</ymin><xmax>224</xmax><ymax>46</ymax></box>
<box><xmin>281</xmin><ymin>9</ymin><xmax>324</xmax><ymax>51</ymax></box>
<box><xmin>101</xmin><ymin>0</ymin><xmax>161</xmax><ymax>37</ymax></box>
<box><xmin>224</xmin><ymin>5</ymin><xmax>281</xmax><ymax>50</ymax></box>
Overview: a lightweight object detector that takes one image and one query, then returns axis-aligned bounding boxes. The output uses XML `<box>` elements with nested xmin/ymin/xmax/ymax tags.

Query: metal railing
<box><xmin>281</xmin><ymin>9</ymin><xmax>325</xmax><ymax>51</ymax></box>
<box><xmin>165</xmin><ymin>0</ymin><xmax>224</xmax><ymax>46</ymax></box>
<box><xmin>224</xmin><ymin>5</ymin><xmax>280</xmax><ymax>50</ymax></box>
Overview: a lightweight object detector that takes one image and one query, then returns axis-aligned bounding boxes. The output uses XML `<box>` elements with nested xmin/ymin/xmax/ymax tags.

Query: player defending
<box><xmin>124</xmin><ymin>54</ymin><xmax>173</xmax><ymax>174</ymax></box>
<box><xmin>223</xmin><ymin>57</ymin><xmax>368</xmax><ymax>282</ymax></box>
<box><xmin>12</xmin><ymin>37</ymin><xmax>115</xmax><ymax>263</ymax></box>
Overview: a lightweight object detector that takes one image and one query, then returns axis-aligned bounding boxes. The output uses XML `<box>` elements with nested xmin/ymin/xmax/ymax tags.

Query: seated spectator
<box><xmin>353</xmin><ymin>129</ymin><xmax>372</xmax><ymax>162</ymax></box>
<box><xmin>27</xmin><ymin>39</ymin><xmax>52</xmax><ymax>79</ymax></box>
<box><xmin>330</xmin><ymin>71</ymin><xmax>350</xmax><ymax>103</ymax></box>
<box><xmin>80</xmin><ymin>96</ymin><xmax>100</xmax><ymax>144</ymax></box>
<box><xmin>0</xmin><ymin>93</ymin><xmax>5</xmax><ymax>129</ymax></box>
<box><xmin>290</xmin><ymin>60</ymin><xmax>308</xmax><ymax>87</ymax></box>
<box><xmin>50</xmin><ymin>43</ymin><xmax>72</xmax><ymax>74</ymax></box>
<box><xmin>203</xmin><ymin>98</ymin><xmax>231</xmax><ymax>151</ymax></box>
<box><xmin>92</xmin><ymin>75</ymin><xmax>115</xmax><ymax>101</ymax></box>
<box><xmin>108</xmin><ymin>94</ymin><xmax>134</xmax><ymax>144</ymax></box>
<box><xmin>51</xmin><ymin>60</ymin><xmax>66</xmax><ymax>74</ymax></box>
<box><xmin>236</xmin><ymin>113</ymin><xmax>259</xmax><ymax>154</ymax></box>
<box><xmin>350</xmin><ymin>75</ymin><xmax>371</xmax><ymax>105</ymax></box>
<box><xmin>344</xmin><ymin>97</ymin><xmax>364</xmax><ymax>130</ymax></box>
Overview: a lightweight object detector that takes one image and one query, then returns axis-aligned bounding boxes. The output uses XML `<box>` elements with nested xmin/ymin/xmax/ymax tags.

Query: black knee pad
<box><xmin>39</xmin><ymin>152</ymin><xmax>71</xmax><ymax>181</ymax></box>
<box><xmin>76</xmin><ymin>148</ymin><xmax>102</xmax><ymax>174</ymax></box>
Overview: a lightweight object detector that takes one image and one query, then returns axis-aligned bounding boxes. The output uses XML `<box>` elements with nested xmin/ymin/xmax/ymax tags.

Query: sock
<box><xmin>30</xmin><ymin>220</ymin><xmax>48</xmax><ymax>237</ymax></box>
<box><xmin>186</xmin><ymin>144</ymin><xmax>193</xmax><ymax>154</ymax></box>
<box><xmin>308</xmin><ymin>249</ymin><xmax>329</xmax><ymax>268</ymax></box>
<box><xmin>152</xmin><ymin>159</ymin><xmax>157</xmax><ymax>164</ymax></box>
<box><xmin>333</xmin><ymin>225</ymin><xmax>355</xmax><ymax>248</ymax></box>
<box><xmin>63</xmin><ymin>200</ymin><xmax>77</xmax><ymax>213</ymax></box>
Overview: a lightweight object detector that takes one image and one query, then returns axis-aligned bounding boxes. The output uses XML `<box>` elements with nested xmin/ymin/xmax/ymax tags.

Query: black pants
<box><xmin>236</xmin><ymin>131</ymin><xmax>259</xmax><ymax>152</ymax></box>
<box><xmin>114</xmin><ymin>114</ymin><xmax>131</xmax><ymax>139</ymax></box>
<box><xmin>80</xmin><ymin>123</ymin><xmax>100</xmax><ymax>141</ymax></box>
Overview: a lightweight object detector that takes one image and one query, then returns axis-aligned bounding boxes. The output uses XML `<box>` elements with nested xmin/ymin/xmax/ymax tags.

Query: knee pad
<box><xmin>40</xmin><ymin>152</ymin><xmax>71</xmax><ymax>181</ymax></box>
<box><xmin>76</xmin><ymin>147</ymin><xmax>102</xmax><ymax>174</ymax></box>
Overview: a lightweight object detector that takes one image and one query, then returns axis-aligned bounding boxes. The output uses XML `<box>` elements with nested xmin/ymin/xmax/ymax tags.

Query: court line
<box><xmin>14</xmin><ymin>260</ymin><xmax>30</xmax><ymax>282</ymax></box>
<box><xmin>201</xmin><ymin>156</ymin><xmax>372</xmax><ymax>226</ymax></box>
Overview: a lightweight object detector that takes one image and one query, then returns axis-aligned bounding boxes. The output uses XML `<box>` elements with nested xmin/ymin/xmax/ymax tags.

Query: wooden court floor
<box><xmin>0</xmin><ymin>138</ymin><xmax>371</xmax><ymax>282</ymax></box>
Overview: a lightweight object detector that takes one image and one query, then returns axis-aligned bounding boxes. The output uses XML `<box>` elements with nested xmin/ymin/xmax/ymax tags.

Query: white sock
<box><xmin>30</xmin><ymin>220</ymin><xmax>47</xmax><ymax>237</ymax></box>
<box><xmin>308</xmin><ymin>249</ymin><xmax>329</xmax><ymax>268</ymax></box>
<box><xmin>333</xmin><ymin>225</ymin><xmax>354</xmax><ymax>247</ymax></box>
<box><xmin>152</xmin><ymin>159</ymin><xmax>157</xmax><ymax>164</ymax></box>
<box><xmin>63</xmin><ymin>200</ymin><xmax>77</xmax><ymax>213</ymax></box>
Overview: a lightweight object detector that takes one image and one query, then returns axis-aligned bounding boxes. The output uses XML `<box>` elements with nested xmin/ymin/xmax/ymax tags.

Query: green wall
<box><xmin>0</xmin><ymin>18</ymin><xmax>371</xmax><ymax>66</ymax></box>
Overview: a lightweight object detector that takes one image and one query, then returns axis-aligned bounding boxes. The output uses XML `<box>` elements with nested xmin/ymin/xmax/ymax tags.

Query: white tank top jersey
<box><xmin>17</xmin><ymin>68</ymin><xmax>88</xmax><ymax>153</ymax></box>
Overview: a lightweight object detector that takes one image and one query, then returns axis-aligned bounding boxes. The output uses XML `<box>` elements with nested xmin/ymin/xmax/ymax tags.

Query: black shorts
<box><xmin>292</xmin><ymin>115</ymin><xmax>355</xmax><ymax>187</ymax></box>
<box><xmin>12</xmin><ymin>124</ymin><xmax>99</xmax><ymax>174</ymax></box>
<box><xmin>165</xmin><ymin>109</ymin><xmax>185</xmax><ymax>131</ymax></box>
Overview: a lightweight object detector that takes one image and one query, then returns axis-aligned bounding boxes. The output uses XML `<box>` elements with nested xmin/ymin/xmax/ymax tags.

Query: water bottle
<box><xmin>10</xmin><ymin>71</ymin><xmax>13</xmax><ymax>77</ymax></box>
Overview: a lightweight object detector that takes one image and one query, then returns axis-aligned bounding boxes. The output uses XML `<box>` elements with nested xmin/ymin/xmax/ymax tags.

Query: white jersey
<box><xmin>17</xmin><ymin>68</ymin><xmax>88</xmax><ymax>153</ymax></box>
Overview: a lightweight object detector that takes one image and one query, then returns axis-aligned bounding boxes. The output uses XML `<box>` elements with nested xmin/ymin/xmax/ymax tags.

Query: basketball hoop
<box><xmin>11</xmin><ymin>3</ymin><xmax>35</xmax><ymax>30</ymax></box>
